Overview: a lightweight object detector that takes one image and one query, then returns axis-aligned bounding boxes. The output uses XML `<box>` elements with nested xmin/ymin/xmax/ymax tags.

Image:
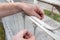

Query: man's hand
<box><xmin>0</xmin><ymin>2</ymin><xmax>44</xmax><ymax>19</ymax></box>
<box><xmin>12</xmin><ymin>29</ymin><xmax>35</xmax><ymax>40</ymax></box>
<box><xmin>17</xmin><ymin>3</ymin><xmax>44</xmax><ymax>19</ymax></box>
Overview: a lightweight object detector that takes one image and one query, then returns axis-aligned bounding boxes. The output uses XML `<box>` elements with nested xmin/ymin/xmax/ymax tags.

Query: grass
<box><xmin>0</xmin><ymin>22</ymin><xmax>5</xmax><ymax>40</ymax></box>
<box><xmin>44</xmin><ymin>10</ymin><xmax>60</xmax><ymax>22</ymax></box>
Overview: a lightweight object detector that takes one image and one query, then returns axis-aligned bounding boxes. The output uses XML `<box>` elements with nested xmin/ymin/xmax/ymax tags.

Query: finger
<box><xmin>23</xmin><ymin>31</ymin><xmax>32</xmax><ymax>39</ymax></box>
<box><xmin>32</xmin><ymin>11</ymin><xmax>42</xmax><ymax>19</ymax></box>
<box><xmin>23</xmin><ymin>32</ymin><xmax>30</xmax><ymax>39</ymax></box>
<box><xmin>38</xmin><ymin>7</ymin><xmax>44</xmax><ymax>19</ymax></box>
<box><xmin>37</xmin><ymin>6</ymin><xmax>44</xmax><ymax>19</ymax></box>
<box><xmin>26</xmin><ymin>32</ymin><xmax>32</xmax><ymax>38</ymax></box>
<box><xmin>26</xmin><ymin>32</ymin><xmax>35</xmax><ymax>40</ymax></box>
<box><xmin>25</xmin><ymin>35</ymin><xmax>29</xmax><ymax>39</ymax></box>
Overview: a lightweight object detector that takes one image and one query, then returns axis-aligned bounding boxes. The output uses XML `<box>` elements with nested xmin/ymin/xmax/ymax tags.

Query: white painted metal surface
<box><xmin>28</xmin><ymin>16</ymin><xmax>60</xmax><ymax>40</ymax></box>
<box><xmin>1</xmin><ymin>0</ymin><xmax>60</xmax><ymax>40</ymax></box>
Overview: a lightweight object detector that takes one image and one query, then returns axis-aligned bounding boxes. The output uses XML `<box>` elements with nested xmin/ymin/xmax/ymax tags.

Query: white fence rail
<box><xmin>1</xmin><ymin>0</ymin><xmax>60</xmax><ymax>40</ymax></box>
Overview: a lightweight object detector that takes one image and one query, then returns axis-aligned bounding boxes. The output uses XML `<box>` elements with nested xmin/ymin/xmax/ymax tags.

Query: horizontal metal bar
<box><xmin>38</xmin><ymin>0</ymin><xmax>60</xmax><ymax>7</ymax></box>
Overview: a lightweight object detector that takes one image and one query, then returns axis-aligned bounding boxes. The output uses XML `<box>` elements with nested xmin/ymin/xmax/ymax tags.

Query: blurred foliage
<box><xmin>0</xmin><ymin>22</ymin><xmax>5</xmax><ymax>40</ymax></box>
<box><xmin>44</xmin><ymin>10</ymin><xmax>60</xmax><ymax>22</ymax></box>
